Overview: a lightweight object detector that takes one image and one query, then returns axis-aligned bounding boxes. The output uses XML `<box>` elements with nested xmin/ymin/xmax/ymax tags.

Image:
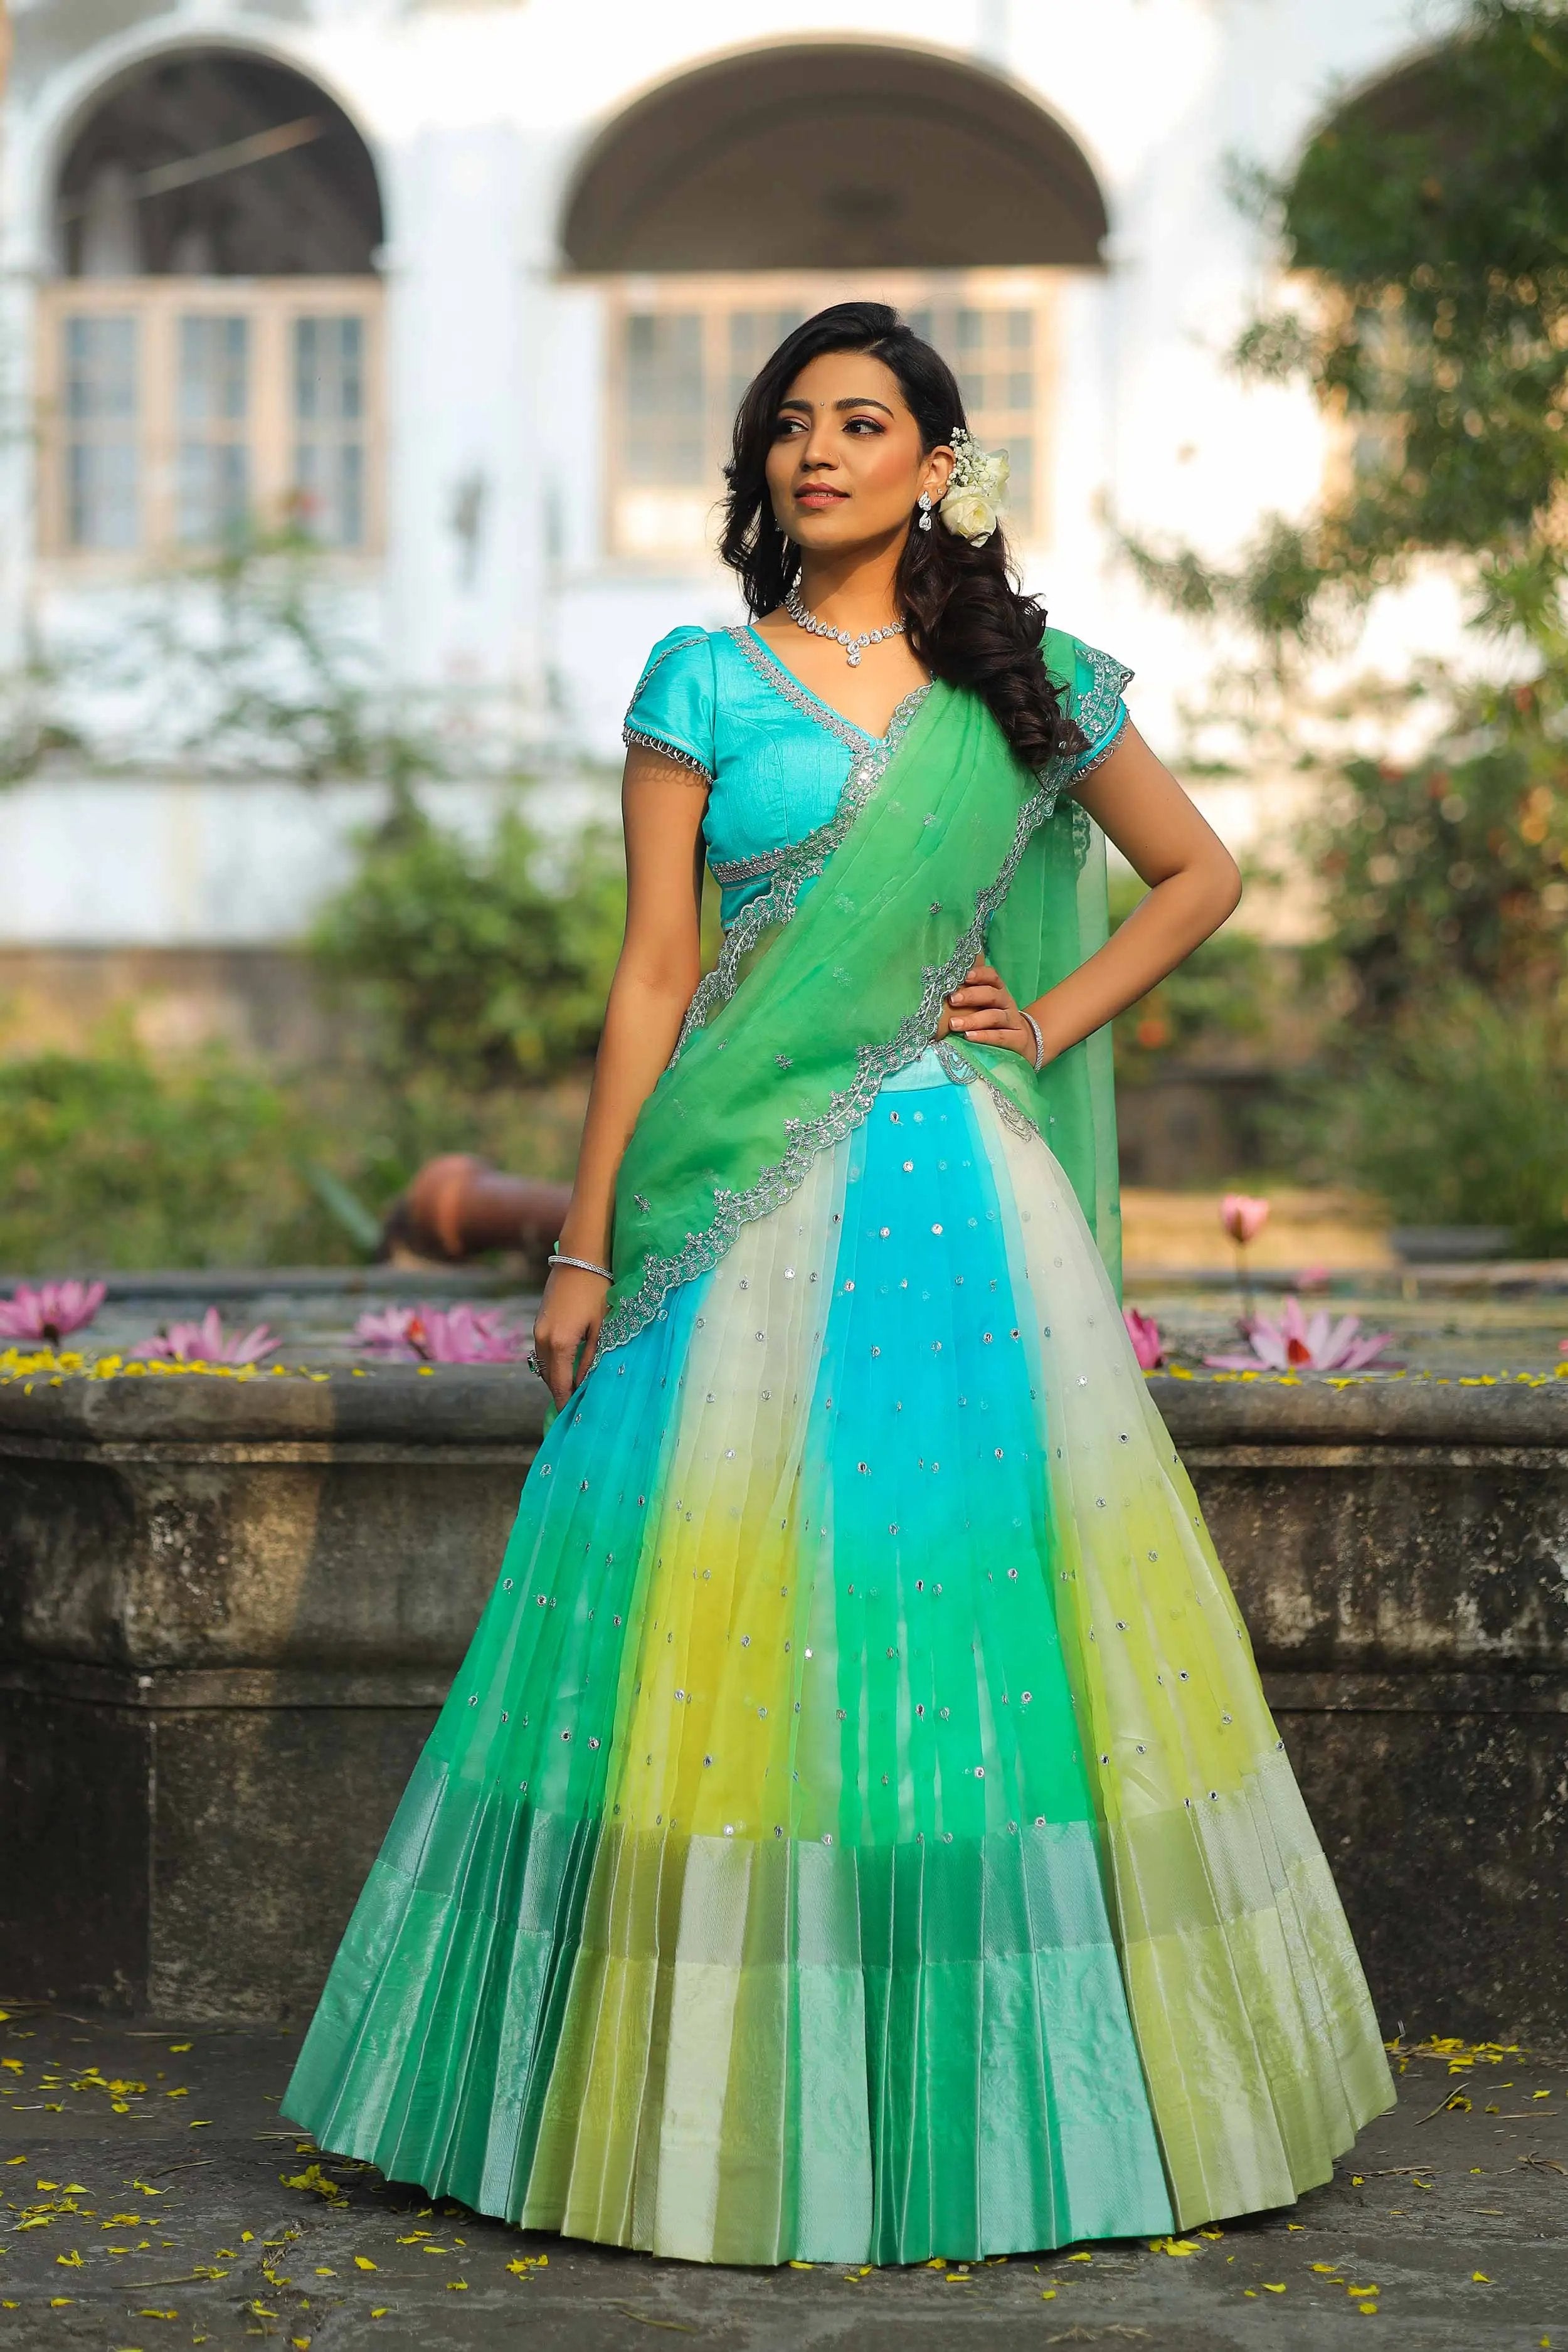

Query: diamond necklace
<box><xmin>783</xmin><ymin>583</ymin><xmax>905</xmax><ymax>669</ymax></box>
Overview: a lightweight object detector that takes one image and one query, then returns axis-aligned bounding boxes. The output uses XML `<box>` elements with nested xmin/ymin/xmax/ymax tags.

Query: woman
<box><xmin>286</xmin><ymin>304</ymin><xmax>1392</xmax><ymax>2265</ymax></box>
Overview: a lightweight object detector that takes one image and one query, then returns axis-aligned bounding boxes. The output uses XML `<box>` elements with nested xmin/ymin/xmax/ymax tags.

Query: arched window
<box><xmin>561</xmin><ymin>45</ymin><xmax>1108</xmax><ymax>561</ymax></box>
<box><xmin>39</xmin><ymin>48</ymin><xmax>384</xmax><ymax>558</ymax></box>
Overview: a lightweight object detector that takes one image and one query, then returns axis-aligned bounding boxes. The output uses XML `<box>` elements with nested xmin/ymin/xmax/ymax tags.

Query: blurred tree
<box><xmin>1125</xmin><ymin>1</ymin><xmax>1568</xmax><ymax>1236</ymax></box>
<box><xmin>1135</xmin><ymin>0</ymin><xmax>1568</xmax><ymax>650</ymax></box>
<box><xmin>1129</xmin><ymin>0</ymin><xmax>1568</xmax><ymax>1029</ymax></box>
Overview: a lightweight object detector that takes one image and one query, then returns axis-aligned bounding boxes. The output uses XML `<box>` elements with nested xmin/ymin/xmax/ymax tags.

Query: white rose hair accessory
<box><xmin>936</xmin><ymin>426</ymin><xmax>1010</xmax><ymax>547</ymax></box>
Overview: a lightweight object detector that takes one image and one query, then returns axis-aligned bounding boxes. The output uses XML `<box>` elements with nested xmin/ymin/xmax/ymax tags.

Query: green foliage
<box><xmin>0</xmin><ymin>1034</ymin><xmax>350</xmax><ymax>1272</ymax></box>
<box><xmin>1128</xmin><ymin>0</ymin><xmax>1568</xmax><ymax>645</ymax></box>
<box><xmin>1315</xmin><ymin>988</ymin><xmax>1568</xmax><ymax>1253</ymax></box>
<box><xmin>310</xmin><ymin>794</ymin><xmax>624</xmax><ymax>1100</ymax></box>
<box><xmin>1303</xmin><ymin>678</ymin><xmax>1568</xmax><ymax>1019</ymax></box>
<box><xmin>1109</xmin><ymin>876</ymin><xmax>1275</xmax><ymax>1081</ymax></box>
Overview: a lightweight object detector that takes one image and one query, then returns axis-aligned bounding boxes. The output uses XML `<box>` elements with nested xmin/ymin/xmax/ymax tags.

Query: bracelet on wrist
<box><xmin>549</xmin><ymin>1250</ymin><xmax>612</xmax><ymax>1281</ymax></box>
<box><xmin>1022</xmin><ymin>1011</ymin><xmax>1046</xmax><ymax>1073</ymax></box>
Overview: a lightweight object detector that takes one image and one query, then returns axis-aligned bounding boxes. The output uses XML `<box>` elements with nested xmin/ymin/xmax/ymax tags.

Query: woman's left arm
<box><xmin>944</xmin><ymin>721</ymin><xmax>1242</xmax><ymax>1064</ymax></box>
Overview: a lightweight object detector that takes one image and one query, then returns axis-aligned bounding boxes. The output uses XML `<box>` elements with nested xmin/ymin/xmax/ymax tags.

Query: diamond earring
<box><xmin>917</xmin><ymin>490</ymin><xmax>933</xmax><ymax>532</ymax></box>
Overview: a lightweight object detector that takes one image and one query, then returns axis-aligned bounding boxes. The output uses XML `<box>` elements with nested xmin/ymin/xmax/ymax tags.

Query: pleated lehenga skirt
<box><xmin>284</xmin><ymin>1048</ymin><xmax>1393</xmax><ymax>2264</ymax></box>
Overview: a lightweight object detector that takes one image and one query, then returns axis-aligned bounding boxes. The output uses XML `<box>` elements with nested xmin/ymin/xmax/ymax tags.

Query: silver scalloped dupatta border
<box><xmin>597</xmin><ymin>714</ymin><xmax>1079</xmax><ymax>1358</ymax></box>
<box><xmin>668</xmin><ymin>680</ymin><xmax>932</xmax><ymax>1064</ymax></box>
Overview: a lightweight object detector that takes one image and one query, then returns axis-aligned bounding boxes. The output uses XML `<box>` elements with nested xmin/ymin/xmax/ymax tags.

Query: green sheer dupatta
<box><xmin>600</xmin><ymin>629</ymin><xmax>1124</xmax><ymax>1355</ymax></box>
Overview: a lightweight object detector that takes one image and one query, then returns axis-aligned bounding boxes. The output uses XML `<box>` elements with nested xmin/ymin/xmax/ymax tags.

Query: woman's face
<box><xmin>765</xmin><ymin>350</ymin><xmax>952</xmax><ymax>558</ymax></box>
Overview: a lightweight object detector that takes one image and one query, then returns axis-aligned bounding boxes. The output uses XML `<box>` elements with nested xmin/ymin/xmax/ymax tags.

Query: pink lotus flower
<box><xmin>1221</xmin><ymin>1193</ymin><xmax>1270</xmax><ymax>1246</ymax></box>
<box><xmin>1206</xmin><ymin>1294</ymin><xmax>1398</xmax><ymax>1373</ymax></box>
<box><xmin>0</xmin><ymin>1278</ymin><xmax>107</xmax><ymax>1344</ymax></box>
<box><xmin>1123</xmin><ymin>1307</ymin><xmax>1165</xmax><ymax>1370</ymax></box>
<box><xmin>354</xmin><ymin>1302</ymin><xmax>528</xmax><ymax>1365</ymax></box>
<box><xmin>132</xmin><ymin>1308</ymin><xmax>279</xmax><ymax>1365</ymax></box>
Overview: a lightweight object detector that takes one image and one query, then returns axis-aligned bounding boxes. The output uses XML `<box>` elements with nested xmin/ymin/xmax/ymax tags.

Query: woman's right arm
<box><xmin>532</xmin><ymin>745</ymin><xmax>708</xmax><ymax>1406</ymax></box>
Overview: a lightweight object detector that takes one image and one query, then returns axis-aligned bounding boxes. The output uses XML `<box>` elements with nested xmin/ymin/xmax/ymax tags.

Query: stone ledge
<box><xmin>1</xmin><ymin>1359</ymin><xmax>1561</xmax><ymax>1449</ymax></box>
<box><xmin>0</xmin><ymin>1362</ymin><xmax>549</xmax><ymax>1445</ymax></box>
<box><xmin>4</xmin><ymin>1356</ymin><xmax>1565</xmax><ymax>2028</ymax></box>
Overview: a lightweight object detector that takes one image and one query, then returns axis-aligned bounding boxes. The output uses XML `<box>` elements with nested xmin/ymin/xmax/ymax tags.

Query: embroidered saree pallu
<box><xmin>285</xmin><ymin>634</ymin><xmax>1392</xmax><ymax>2264</ymax></box>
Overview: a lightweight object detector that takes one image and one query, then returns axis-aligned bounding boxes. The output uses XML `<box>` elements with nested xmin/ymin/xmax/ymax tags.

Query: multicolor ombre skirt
<box><xmin>284</xmin><ymin>1049</ymin><xmax>1393</xmax><ymax>2265</ymax></box>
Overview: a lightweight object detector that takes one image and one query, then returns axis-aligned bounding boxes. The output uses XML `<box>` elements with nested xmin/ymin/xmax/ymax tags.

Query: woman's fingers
<box><xmin>534</xmin><ymin>1319</ymin><xmax>598</xmax><ymax>1409</ymax></box>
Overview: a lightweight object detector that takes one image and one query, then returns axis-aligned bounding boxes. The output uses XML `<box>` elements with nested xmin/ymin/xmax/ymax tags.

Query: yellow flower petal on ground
<box><xmin>371</xmin><ymin>2311</ymin><xmax>389</xmax><ymax>2320</ymax></box>
<box><xmin>1067</xmin><ymin>2251</ymin><xmax>1093</xmax><ymax>2261</ymax></box>
<box><xmin>1148</xmin><ymin>2237</ymin><xmax>1200</xmax><ymax>2255</ymax></box>
<box><xmin>1473</xmin><ymin>2272</ymin><xmax>1491</xmax><ymax>2283</ymax></box>
<box><xmin>354</xmin><ymin>2256</ymin><xmax>376</xmax><ymax>2270</ymax></box>
<box><xmin>1263</xmin><ymin>2282</ymin><xmax>1286</xmax><ymax>2292</ymax></box>
<box><xmin>55</xmin><ymin>2252</ymin><xmax>83</xmax><ymax>2267</ymax></box>
<box><xmin>446</xmin><ymin>2279</ymin><xmax>467</xmax><ymax>2291</ymax></box>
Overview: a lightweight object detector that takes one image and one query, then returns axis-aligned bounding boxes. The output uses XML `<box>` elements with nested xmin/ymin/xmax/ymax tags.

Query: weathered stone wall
<box><xmin>2</xmin><ymin>1369</ymin><xmax>1564</xmax><ymax>2033</ymax></box>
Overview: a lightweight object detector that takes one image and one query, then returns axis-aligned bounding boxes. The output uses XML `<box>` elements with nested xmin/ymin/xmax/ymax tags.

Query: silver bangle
<box><xmin>1022</xmin><ymin>1011</ymin><xmax>1046</xmax><ymax>1073</ymax></box>
<box><xmin>549</xmin><ymin>1251</ymin><xmax>612</xmax><ymax>1280</ymax></box>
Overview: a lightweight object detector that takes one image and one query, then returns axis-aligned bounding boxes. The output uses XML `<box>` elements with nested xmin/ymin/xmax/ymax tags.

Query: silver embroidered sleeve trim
<box><xmin>622</xmin><ymin>726</ymin><xmax>714</xmax><ymax>781</ymax></box>
<box><xmin>1069</xmin><ymin>703</ymin><xmax>1130</xmax><ymax>784</ymax></box>
<box><xmin>598</xmin><ymin>687</ymin><xmax>1078</xmax><ymax>1359</ymax></box>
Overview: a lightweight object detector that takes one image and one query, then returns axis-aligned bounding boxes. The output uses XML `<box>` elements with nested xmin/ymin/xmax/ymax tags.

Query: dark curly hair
<box><xmin>719</xmin><ymin>302</ymin><xmax>1083</xmax><ymax>774</ymax></box>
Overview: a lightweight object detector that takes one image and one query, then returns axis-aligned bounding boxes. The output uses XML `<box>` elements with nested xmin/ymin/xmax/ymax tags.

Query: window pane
<box><xmin>292</xmin><ymin>315</ymin><xmax>367</xmax><ymax>547</ymax></box>
<box><xmin>177</xmin><ymin>315</ymin><xmax>250</xmax><ymax>543</ymax></box>
<box><xmin>179</xmin><ymin>315</ymin><xmax>248</xmax><ymax>423</ymax></box>
<box><xmin>63</xmin><ymin>314</ymin><xmax>139</xmax><ymax>548</ymax></box>
<box><xmin>913</xmin><ymin>304</ymin><xmax>1039</xmax><ymax>534</ymax></box>
<box><xmin>724</xmin><ymin>308</ymin><xmax>805</xmax><ymax>426</ymax></box>
<box><xmin>624</xmin><ymin>312</ymin><xmax>704</xmax><ymax>485</ymax></box>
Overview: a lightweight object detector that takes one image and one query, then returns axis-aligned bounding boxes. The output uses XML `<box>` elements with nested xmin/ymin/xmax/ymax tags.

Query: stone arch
<box><xmin>53</xmin><ymin>43</ymin><xmax>383</xmax><ymax>277</ymax></box>
<box><xmin>1285</xmin><ymin>39</ymin><xmax>1463</xmax><ymax>191</ymax></box>
<box><xmin>562</xmin><ymin>43</ymin><xmax>1108</xmax><ymax>273</ymax></box>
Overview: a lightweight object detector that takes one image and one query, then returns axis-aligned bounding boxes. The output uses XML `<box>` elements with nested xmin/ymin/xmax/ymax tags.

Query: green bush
<box><xmin>0</xmin><ymin>1037</ymin><xmax>351</xmax><ymax>1272</ymax></box>
<box><xmin>310</xmin><ymin>794</ymin><xmax>624</xmax><ymax>1097</ymax></box>
<box><xmin>1300</xmin><ymin>988</ymin><xmax>1568</xmax><ymax>1253</ymax></box>
<box><xmin>1109</xmin><ymin>874</ymin><xmax>1276</xmax><ymax>1084</ymax></box>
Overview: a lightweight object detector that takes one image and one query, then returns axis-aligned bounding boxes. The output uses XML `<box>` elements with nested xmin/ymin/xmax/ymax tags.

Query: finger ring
<box><xmin>526</xmin><ymin>1352</ymin><xmax>540</xmax><ymax>1375</ymax></box>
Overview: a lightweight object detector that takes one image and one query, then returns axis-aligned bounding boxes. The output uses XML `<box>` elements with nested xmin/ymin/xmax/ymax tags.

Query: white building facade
<box><xmin>0</xmin><ymin>0</ymin><xmax>1454</xmax><ymax>1024</ymax></box>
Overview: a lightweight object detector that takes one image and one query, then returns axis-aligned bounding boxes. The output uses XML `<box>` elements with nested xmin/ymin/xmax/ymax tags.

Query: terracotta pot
<box><xmin>383</xmin><ymin>1153</ymin><xmax>571</xmax><ymax>1264</ymax></box>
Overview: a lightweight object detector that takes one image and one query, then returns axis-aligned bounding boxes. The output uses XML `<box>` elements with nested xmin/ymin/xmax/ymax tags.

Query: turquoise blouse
<box><xmin>624</xmin><ymin>622</ymin><xmax>1130</xmax><ymax>929</ymax></box>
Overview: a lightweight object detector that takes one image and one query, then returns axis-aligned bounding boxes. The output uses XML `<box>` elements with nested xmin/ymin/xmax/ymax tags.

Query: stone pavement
<box><xmin>0</xmin><ymin>2005</ymin><xmax>1561</xmax><ymax>2351</ymax></box>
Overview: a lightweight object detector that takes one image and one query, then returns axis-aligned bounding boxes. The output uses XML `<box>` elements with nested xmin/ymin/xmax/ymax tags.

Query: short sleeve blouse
<box><xmin>623</xmin><ymin>622</ymin><xmax>1132</xmax><ymax>926</ymax></box>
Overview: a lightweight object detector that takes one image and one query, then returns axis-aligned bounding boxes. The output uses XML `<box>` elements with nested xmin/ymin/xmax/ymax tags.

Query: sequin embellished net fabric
<box><xmin>285</xmin><ymin>1064</ymin><xmax>1393</xmax><ymax>2262</ymax></box>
